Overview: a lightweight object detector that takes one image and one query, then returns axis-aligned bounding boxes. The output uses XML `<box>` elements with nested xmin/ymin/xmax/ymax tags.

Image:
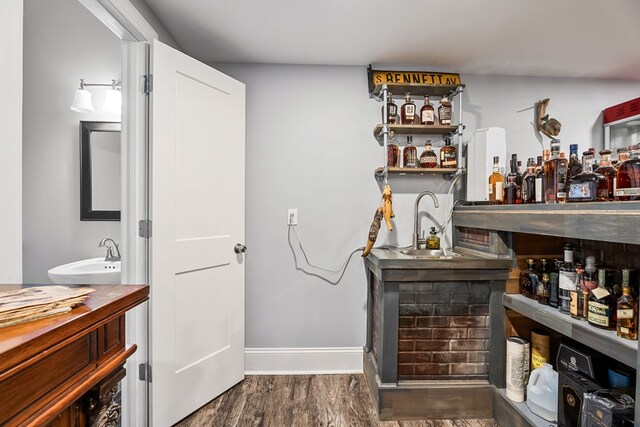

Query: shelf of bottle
<box><xmin>503</xmin><ymin>293</ymin><xmax>638</xmax><ymax>368</ymax></box>
<box><xmin>374</xmin><ymin>166</ymin><xmax>461</xmax><ymax>178</ymax></box>
<box><xmin>373</xmin><ymin>83</ymin><xmax>464</xmax><ymax>98</ymax></box>
<box><xmin>452</xmin><ymin>201</ymin><xmax>640</xmax><ymax>246</ymax></box>
<box><xmin>374</xmin><ymin>124</ymin><xmax>459</xmax><ymax>145</ymax></box>
<box><xmin>496</xmin><ymin>388</ymin><xmax>556</xmax><ymax>427</ymax></box>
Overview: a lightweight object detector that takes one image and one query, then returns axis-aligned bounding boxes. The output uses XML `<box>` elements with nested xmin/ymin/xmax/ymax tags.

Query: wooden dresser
<box><xmin>0</xmin><ymin>284</ymin><xmax>149</xmax><ymax>426</ymax></box>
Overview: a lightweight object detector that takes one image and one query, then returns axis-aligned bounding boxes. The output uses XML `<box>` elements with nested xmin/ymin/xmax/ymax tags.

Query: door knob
<box><xmin>234</xmin><ymin>243</ymin><xmax>247</xmax><ymax>254</ymax></box>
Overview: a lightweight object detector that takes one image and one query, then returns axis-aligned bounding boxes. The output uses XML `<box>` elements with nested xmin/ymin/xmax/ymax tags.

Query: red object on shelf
<box><xmin>603</xmin><ymin>97</ymin><xmax>640</xmax><ymax>124</ymax></box>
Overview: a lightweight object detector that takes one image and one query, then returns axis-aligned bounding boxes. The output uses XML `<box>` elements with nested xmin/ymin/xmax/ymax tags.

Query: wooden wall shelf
<box><xmin>373</xmin><ymin>83</ymin><xmax>463</xmax><ymax>98</ymax></box>
<box><xmin>374</xmin><ymin>167</ymin><xmax>462</xmax><ymax>180</ymax></box>
<box><xmin>373</xmin><ymin>124</ymin><xmax>459</xmax><ymax>145</ymax></box>
<box><xmin>453</xmin><ymin>202</ymin><xmax>640</xmax><ymax>245</ymax></box>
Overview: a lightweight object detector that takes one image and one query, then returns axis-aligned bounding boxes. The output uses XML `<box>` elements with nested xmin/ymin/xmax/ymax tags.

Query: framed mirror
<box><xmin>80</xmin><ymin>121</ymin><xmax>121</xmax><ymax>221</ymax></box>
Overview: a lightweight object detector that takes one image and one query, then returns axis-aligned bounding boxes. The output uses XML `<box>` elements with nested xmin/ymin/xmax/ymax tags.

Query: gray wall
<box><xmin>212</xmin><ymin>63</ymin><xmax>640</xmax><ymax>349</ymax></box>
<box><xmin>23</xmin><ymin>0</ymin><xmax>121</xmax><ymax>283</ymax></box>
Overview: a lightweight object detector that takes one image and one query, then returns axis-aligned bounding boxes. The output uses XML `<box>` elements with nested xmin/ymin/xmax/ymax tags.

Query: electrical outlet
<box><xmin>288</xmin><ymin>209</ymin><xmax>298</xmax><ymax>226</ymax></box>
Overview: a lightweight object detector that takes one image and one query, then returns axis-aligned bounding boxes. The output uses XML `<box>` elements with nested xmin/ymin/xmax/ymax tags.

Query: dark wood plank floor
<box><xmin>174</xmin><ymin>374</ymin><xmax>499</xmax><ymax>427</ymax></box>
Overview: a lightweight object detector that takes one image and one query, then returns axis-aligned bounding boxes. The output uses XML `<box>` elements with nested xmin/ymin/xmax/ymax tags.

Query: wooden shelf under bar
<box><xmin>374</xmin><ymin>124</ymin><xmax>459</xmax><ymax>145</ymax></box>
<box><xmin>495</xmin><ymin>388</ymin><xmax>556</xmax><ymax>427</ymax></box>
<box><xmin>374</xmin><ymin>83</ymin><xmax>464</xmax><ymax>98</ymax></box>
<box><xmin>503</xmin><ymin>293</ymin><xmax>638</xmax><ymax>368</ymax></box>
<box><xmin>453</xmin><ymin>201</ymin><xmax>640</xmax><ymax>246</ymax></box>
<box><xmin>375</xmin><ymin>167</ymin><xmax>460</xmax><ymax>176</ymax></box>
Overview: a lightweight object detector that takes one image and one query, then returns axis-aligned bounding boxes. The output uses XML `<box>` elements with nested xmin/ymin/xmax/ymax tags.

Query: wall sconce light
<box><xmin>71</xmin><ymin>79</ymin><xmax>121</xmax><ymax>114</ymax></box>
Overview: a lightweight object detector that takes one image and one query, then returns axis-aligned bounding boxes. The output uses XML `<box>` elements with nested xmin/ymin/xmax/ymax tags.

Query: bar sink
<box><xmin>391</xmin><ymin>248</ymin><xmax>461</xmax><ymax>259</ymax></box>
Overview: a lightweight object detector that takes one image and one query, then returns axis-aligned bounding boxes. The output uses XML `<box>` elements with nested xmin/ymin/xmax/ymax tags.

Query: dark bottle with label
<box><xmin>382</xmin><ymin>92</ymin><xmax>398</xmax><ymax>124</ymax></box>
<box><xmin>522</xmin><ymin>158</ymin><xmax>537</xmax><ymax>204</ymax></box>
<box><xmin>544</xmin><ymin>139</ymin><xmax>568</xmax><ymax>203</ymax></box>
<box><xmin>438</xmin><ymin>96</ymin><xmax>452</xmax><ymax>125</ymax></box>
<box><xmin>535</xmin><ymin>151</ymin><xmax>548</xmax><ymax>203</ymax></box>
<box><xmin>566</xmin><ymin>143</ymin><xmax>582</xmax><ymax>185</ymax></box>
<box><xmin>549</xmin><ymin>259</ymin><xmax>561</xmax><ymax>308</ymax></box>
<box><xmin>570</xmin><ymin>267</ymin><xmax>585</xmax><ymax>320</ymax></box>
<box><xmin>403</xmin><ymin>136</ymin><xmax>417</xmax><ymax>168</ymax></box>
<box><xmin>617</xmin><ymin>269</ymin><xmax>638</xmax><ymax>340</ymax></box>
<box><xmin>386</xmin><ymin>131</ymin><xmax>399</xmax><ymax>167</ymax></box>
<box><xmin>558</xmin><ymin>245</ymin><xmax>576</xmax><ymax>315</ymax></box>
<box><xmin>588</xmin><ymin>268</ymin><xmax>616</xmax><ymax>330</ymax></box>
<box><xmin>439</xmin><ymin>136</ymin><xmax>457</xmax><ymax>169</ymax></box>
<box><xmin>520</xmin><ymin>258</ymin><xmax>538</xmax><ymax>299</ymax></box>
<box><xmin>516</xmin><ymin>158</ymin><xmax>524</xmax><ymax>188</ymax></box>
<box><xmin>537</xmin><ymin>272</ymin><xmax>550</xmax><ymax>305</ymax></box>
<box><xmin>616</xmin><ymin>144</ymin><xmax>640</xmax><ymax>200</ymax></box>
<box><xmin>503</xmin><ymin>158</ymin><xmax>522</xmax><ymax>204</ymax></box>
<box><xmin>419</xmin><ymin>140</ymin><xmax>438</xmax><ymax>168</ymax></box>
<box><xmin>401</xmin><ymin>93</ymin><xmax>417</xmax><ymax>125</ymax></box>
<box><xmin>420</xmin><ymin>95</ymin><xmax>435</xmax><ymax>125</ymax></box>
<box><xmin>594</xmin><ymin>149</ymin><xmax>617</xmax><ymax>201</ymax></box>
<box><xmin>567</xmin><ymin>153</ymin><xmax>607</xmax><ymax>202</ymax></box>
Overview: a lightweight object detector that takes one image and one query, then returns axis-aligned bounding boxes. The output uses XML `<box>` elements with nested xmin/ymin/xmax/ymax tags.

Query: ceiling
<box><xmin>145</xmin><ymin>0</ymin><xmax>640</xmax><ymax>80</ymax></box>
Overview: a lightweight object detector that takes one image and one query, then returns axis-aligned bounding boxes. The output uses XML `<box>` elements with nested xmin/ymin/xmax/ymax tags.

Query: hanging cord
<box><xmin>290</xmin><ymin>225</ymin><xmax>362</xmax><ymax>274</ymax></box>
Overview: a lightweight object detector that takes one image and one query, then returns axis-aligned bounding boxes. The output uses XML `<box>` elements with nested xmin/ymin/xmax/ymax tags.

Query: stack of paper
<box><xmin>0</xmin><ymin>286</ymin><xmax>96</xmax><ymax>328</ymax></box>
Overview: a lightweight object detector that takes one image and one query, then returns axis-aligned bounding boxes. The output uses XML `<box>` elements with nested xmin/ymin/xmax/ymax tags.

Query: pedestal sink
<box><xmin>47</xmin><ymin>258</ymin><xmax>121</xmax><ymax>285</ymax></box>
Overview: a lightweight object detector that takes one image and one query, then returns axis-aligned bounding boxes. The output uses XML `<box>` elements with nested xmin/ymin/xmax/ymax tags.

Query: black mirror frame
<box><xmin>80</xmin><ymin>121</ymin><xmax>121</xmax><ymax>221</ymax></box>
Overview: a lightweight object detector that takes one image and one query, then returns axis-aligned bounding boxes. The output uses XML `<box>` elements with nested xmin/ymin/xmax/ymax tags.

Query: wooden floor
<box><xmin>174</xmin><ymin>374</ymin><xmax>499</xmax><ymax>427</ymax></box>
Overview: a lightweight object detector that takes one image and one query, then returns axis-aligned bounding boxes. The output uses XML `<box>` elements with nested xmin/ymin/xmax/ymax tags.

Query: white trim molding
<box><xmin>78</xmin><ymin>0</ymin><xmax>158</xmax><ymax>42</ymax></box>
<box><xmin>245</xmin><ymin>347</ymin><xmax>364</xmax><ymax>375</ymax></box>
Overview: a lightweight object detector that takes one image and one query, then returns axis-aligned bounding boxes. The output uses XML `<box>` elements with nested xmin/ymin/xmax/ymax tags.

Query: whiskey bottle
<box><xmin>570</xmin><ymin>267</ymin><xmax>585</xmax><ymax>320</ymax></box>
<box><xmin>382</xmin><ymin>92</ymin><xmax>398</xmax><ymax>124</ymax></box>
<box><xmin>488</xmin><ymin>156</ymin><xmax>504</xmax><ymax>204</ymax></box>
<box><xmin>544</xmin><ymin>139</ymin><xmax>568</xmax><ymax>204</ymax></box>
<box><xmin>522</xmin><ymin>158</ymin><xmax>537</xmax><ymax>204</ymax></box>
<box><xmin>400</xmin><ymin>93</ymin><xmax>417</xmax><ymax>125</ymax></box>
<box><xmin>549</xmin><ymin>259</ymin><xmax>562</xmax><ymax>308</ymax></box>
<box><xmin>566</xmin><ymin>154</ymin><xmax>606</xmax><ymax>202</ymax></box>
<box><xmin>583</xmin><ymin>256</ymin><xmax>598</xmax><ymax>291</ymax></box>
<box><xmin>566</xmin><ymin>144</ymin><xmax>582</xmax><ymax>185</ymax></box>
<box><xmin>419</xmin><ymin>140</ymin><xmax>438</xmax><ymax>168</ymax></box>
<box><xmin>520</xmin><ymin>258</ymin><xmax>538</xmax><ymax>299</ymax></box>
<box><xmin>438</xmin><ymin>96</ymin><xmax>452</xmax><ymax>125</ymax></box>
<box><xmin>558</xmin><ymin>244</ymin><xmax>576</xmax><ymax>315</ymax></box>
<box><xmin>387</xmin><ymin>131</ymin><xmax>399</xmax><ymax>167</ymax></box>
<box><xmin>403</xmin><ymin>136</ymin><xmax>418</xmax><ymax>168</ymax></box>
<box><xmin>615</xmin><ymin>144</ymin><xmax>640</xmax><ymax>201</ymax></box>
<box><xmin>517</xmin><ymin>160</ymin><xmax>524</xmax><ymax>188</ymax></box>
<box><xmin>503</xmin><ymin>160</ymin><xmax>522</xmax><ymax>204</ymax></box>
<box><xmin>588</xmin><ymin>268</ymin><xmax>616</xmax><ymax>330</ymax></box>
<box><xmin>439</xmin><ymin>136</ymin><xmax>457</xmax><ymax>169</ymax></box>
<box><xmin>420</xmin><ymin>95</ymin><xmax>435</xmax><ymax>126</ymax></box>
<box><xmin>537</xmin><ymin>272</ymin><xmax>550</xmax><ymax>305</ymax></box>
<box><xmin>594</xmin><ymin>149</ymin><xmax>617</xmax><ymax>201</ymax></box>
<box><xmin>535</xmin><ymin>153</ymin><xmax>547</xmax><ymax>203</ymax></box>
<box><xmin>617</xmin><ymin>269</ymin><xmax>638</xmax><ymax>340</ymax></box>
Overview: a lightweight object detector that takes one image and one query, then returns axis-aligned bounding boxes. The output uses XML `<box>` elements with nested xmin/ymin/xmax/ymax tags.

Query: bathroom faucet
<box><xmin>98</xmin><ymin>238</ymin><xmax>121</xmax><ymax>262</ymax></box>
<box><xmin>413</xmin><ymin>191</ymin><xmax>440</xmax><ymax>249</ymax></box>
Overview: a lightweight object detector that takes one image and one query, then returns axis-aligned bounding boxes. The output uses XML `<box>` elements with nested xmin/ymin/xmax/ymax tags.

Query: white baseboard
<box><xmin>244</xmin><ymin>347</ymin><xmax>364</xmax><ymax>375</ymax></box>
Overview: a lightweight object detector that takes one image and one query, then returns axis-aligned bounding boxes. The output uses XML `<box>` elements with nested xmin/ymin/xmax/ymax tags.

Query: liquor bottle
<box><xmin>522</xmin><ymin>158</ymin><xmax>537</xmax><ymax>204</ymax></box>
<box><xmin>438</xmin><ymin>96</ymin><xmax>452</xmax><ymax>125</ymax></box>
<box><xmin>520</xmin><ymin>259</ymin><xmax>538</xmax><ymax>299</ymax></box>
<box><xmin>382</xmin><ymin>92</ymin><xmax>398</xmax><ymax>124</ymax></box>
<box><xmin>566</xmin><ymin>144</ymin><xmax>582</xmax><ymax>185</ymax></box>
<box><xmin>583</xmin><ymin>256</ymin><xmax>598</xmax><ymax>291</ymax></box>
<box><xmin>517</xmin><ymin>160</ymin><xmax>524</xmax><ymax>188</ymax></box>
<box><xmin>386</xmin><ymin>131</ymin><xmax>399</xmax><ymax>167</ymax></box>
<box><xmin>588</xmin><ymin>268</ymin><xmax>616</xmax><ymax>330</ymax></box>
<box><xmin>558</xmin><ymin>244</ymin><xmax>576</xmax><ymax>315</ymax></box>
<box><xmin>503</xmin><ymin>159</ymin><xmax>523</xmax><ymax>204</ymax></box>
<box><xmin>509</xmin><ymin>155</ymin><xmax>521</xmax><ymax>187</ymax></box>
<box><xmin>617</xmin><ymin>269</ymin><xmax>638</xmax><ymax>340</ymax></box>
<box><xmin>426</xmin><ymin>227</ymin><xmax>440</xmax><ymax>249</ymax></box>
<box><xmin>439</xmin><ymin>136</ymin><xmax>457</xmax><ymax>169</ymax></box>
<box><xmin>419</xmin><ymin>140</ymin><xmax>438</xmax><ymax>168</ymax></box>
<box><xmin>401</xmin><ymin>93</ymin><xmax>417</xmax><ymax>125</ymax></box>
<box><xmin>537</xmin><ymin>272</ymin><xmax>550</xmax><ymax>305</ymax></box>
<box><xmin>403</xmin><ymin>136</ymin><xmax>417</xmax><ymax>168</ymax></box>
<box><xmin>594</xmin><ymin>149</ymin><xmax>617</xmax><ymax>201</ymax></box>
<box><xmin>544</xmin><ymin>139</ymin><xmax>568</xmax><ymax>204</ymax></box>
<box><xmin>566</xmin><ymin>154</ymin><xmax>607</xmax><ymax>202</ymax></box>
<box><xmin>570</xmin><ymin>267</ymin><xmax>585</xmax><ymax>320</ymax></box>
<box><xmin>535</xmin><ymin>153</ymin><xmax>547</xmax><ymax>203</ymax></box>
<box><xmin>488</xmin><ymin>156</ymin><xmax>504</xmax><ymax>204</ymax></box>
<box><xmin>420</xmin><ymin>95</ymin><xmax>435</xmax><ymax>125</ymax></box>
<box><xmin>615</xmin><ymin>144</ymin><xmax>640</xmax><ymax>201</ymax></box>
<box><xmin>549</xmin><ymin>259</ymin><xmax>561</xmax><ymax>308</ymax></box>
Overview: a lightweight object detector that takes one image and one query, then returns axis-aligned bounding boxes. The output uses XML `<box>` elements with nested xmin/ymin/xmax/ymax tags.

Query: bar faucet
<box><xmin>98</xmin><ymin>238</ymin><xmax>121</xmax><ymax>262</ymax></box>
<box><xmin>413</xmin><ymin>191</ymin><xmax>440</xmax><ymax>249</ymax></box>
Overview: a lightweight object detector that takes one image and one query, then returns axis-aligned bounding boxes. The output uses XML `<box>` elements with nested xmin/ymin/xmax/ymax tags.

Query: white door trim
<box><xmin>78</xmin><ymin>0</ymin><xmax>158</xmax><ymax>42</ymax></box>
<box><xmin>245</xmin><ymin>347</ymin><xmax>364</xmax><ymax>375</ymax></box>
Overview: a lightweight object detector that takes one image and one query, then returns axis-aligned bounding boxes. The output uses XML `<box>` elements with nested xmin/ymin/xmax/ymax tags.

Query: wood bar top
<box><xmin>0</xmin><ymin>284</ymin><xmax>148</xmax><ymax>374</ymax></box>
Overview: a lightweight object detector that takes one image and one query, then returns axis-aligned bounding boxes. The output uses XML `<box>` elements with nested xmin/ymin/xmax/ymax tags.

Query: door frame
<box><xmin>76</xmin><ymin>1</ymin><xmax>156</xmax><ymax>426</ymax></box>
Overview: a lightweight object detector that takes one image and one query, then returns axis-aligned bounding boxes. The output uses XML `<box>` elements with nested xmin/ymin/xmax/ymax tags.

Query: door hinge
<box><xmin>143</xmin><ymin>74</ymin><xmax>153</xmax><ymax>94</ymax></box>
<box><xmin>139</xmin><ymin>363</ymin><xmax>152</xmax><ymax>382</ymax></box>
<box><xmin>138</xmin><ymin>220</ymin><xmax>152</xmax><ymax>238</ymax></box>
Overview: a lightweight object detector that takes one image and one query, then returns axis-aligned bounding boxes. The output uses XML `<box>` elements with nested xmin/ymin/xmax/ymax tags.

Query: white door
<box><xmin>149</xmin><ymin>39</ymin><xmax>246</xmax><ymax>426</ymax></box>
